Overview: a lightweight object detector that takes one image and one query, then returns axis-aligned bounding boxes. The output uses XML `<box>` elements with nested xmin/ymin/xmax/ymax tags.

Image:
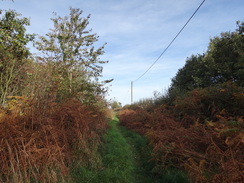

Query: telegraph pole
<box><xmin>131</xmin><ymin>81</ymin><xmax>133</xmax><ymax>104</ymax></box>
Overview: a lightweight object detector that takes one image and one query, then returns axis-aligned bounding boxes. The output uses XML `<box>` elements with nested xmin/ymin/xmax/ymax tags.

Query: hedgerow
<box><xmin>119</xmin><ymin>84</ymin><xmax>244</xmax><ymax>182</ymax></box>
<box><xmin>0</xmin><ymin>98</ymin><xmax>110</xmax><ymax>182</ymax></box>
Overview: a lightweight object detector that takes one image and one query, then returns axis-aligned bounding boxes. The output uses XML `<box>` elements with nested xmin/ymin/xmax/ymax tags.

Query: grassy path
<box><xmin>72</xmin><ymin>116</ymin><xmax>188</xmax><ymax>182</ymax></box>
<box><xmin>100</xmin><ymin>116</ymin><xmax>156</xmax><ymax>183</ymax></box>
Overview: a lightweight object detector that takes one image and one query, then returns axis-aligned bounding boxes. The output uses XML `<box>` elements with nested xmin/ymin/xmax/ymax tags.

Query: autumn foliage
<box><xmin>0</xmin><ymin>8</ymin><xmax>112</xmax><ymax>182</ymax></box>
<box><xmin>119</xmin><ymin>22</ymin><xmax>244</xmax><ymax>182</ymax></box>
<box><xmin>0</xmin><ymin>98</ymin><xmax>109</xmax><ymax>182</ymax></box>
<box><xmin>119</xmin><ymin>84</ymin><xmax>244</xmax><ymax>183</ymax></box>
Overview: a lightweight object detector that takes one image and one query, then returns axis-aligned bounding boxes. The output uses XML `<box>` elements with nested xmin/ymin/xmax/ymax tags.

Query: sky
<box><xmin>1</xmin><ymin>0</ymin><xmax>244</xmax><ymax>105</ymax></box>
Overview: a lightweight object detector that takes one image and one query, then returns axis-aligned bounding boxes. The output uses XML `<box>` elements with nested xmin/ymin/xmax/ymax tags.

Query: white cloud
<box><xmin>1</xmin><ymin>0</ymin><xmax>243</xmax><ymax>105</ymax></box>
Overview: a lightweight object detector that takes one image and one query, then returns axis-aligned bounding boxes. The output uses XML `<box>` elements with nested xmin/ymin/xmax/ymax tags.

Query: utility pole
<box><xmin>131</xmin><ymin>81</ymin><xmax>133</xmax><ymax>104</ymax></box>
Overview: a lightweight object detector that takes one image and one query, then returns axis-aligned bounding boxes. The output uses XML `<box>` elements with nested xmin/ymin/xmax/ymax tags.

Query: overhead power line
<box><xmin>133</xmin><ymin>0</ymin><xmax>206</xmax><ymax>82</ymax></box>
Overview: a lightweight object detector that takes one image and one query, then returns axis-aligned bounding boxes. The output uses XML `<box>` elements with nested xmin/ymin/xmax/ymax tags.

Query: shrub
<box><xmin>174</xmin><ymin>83</ymin><xmax>244</xmax><ymax>126</ymax></box>
<box><xmin>0</xmin><ymin>98</ymin><xmax>108</xmax><ymax>182</ymax></box>
<box><xmin>119</xmin><ymin>103</ymin><xmax>244</xmax><ymax>182</ymax></box>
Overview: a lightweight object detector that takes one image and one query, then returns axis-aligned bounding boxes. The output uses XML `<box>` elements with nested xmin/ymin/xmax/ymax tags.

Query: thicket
<box><xmin>119</xmin><ymin>21</ymin><xmax>244</xmax><ymax>183</ymax></box>
<box><xmin>0</xmin><ymin>8</ymin><xmax>112</xmax><ymax>182</ymax></box>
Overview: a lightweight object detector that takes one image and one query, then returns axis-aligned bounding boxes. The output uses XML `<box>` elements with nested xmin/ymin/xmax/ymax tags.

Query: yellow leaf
<box><xmin>206</xmin><ymin>121</ymin><xmax>214</xmax><ymax>127</ymax></box>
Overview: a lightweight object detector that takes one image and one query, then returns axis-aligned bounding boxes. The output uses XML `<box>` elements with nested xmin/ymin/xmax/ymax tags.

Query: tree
<box><xmin>205</xmin><ymin>22</ymin><xmax>244</xmax><ymax>86</ymax></box>
<box><xmin>171</xmin><ymin>54</ymin><xmax>207</xmax><ymax>92</ymax></box>
<box><xmin>110</xmin><ymin>100</ymin><xmax>122</xmax><ymax>110</ymax></box>
<box><xmin>164</xmin><ymin>21</ymin><xmax>244</xmax><ymax>105</ymax></box>
<box><xmin>0</xmin><ymin>10</ymin><xmax>34</xmax><ymax>104</ymax></box>
<box><xmin>170</xmin><ymin>21</ymin><xmax>244</xmax><ymax>92</ymax></box>
<box><xmin>35</xmin><ymin>7</ymin><xmax>111</xmax><ymax>102</ymax></box>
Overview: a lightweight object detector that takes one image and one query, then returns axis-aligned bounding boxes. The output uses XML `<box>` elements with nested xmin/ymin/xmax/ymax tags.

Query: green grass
<box><xmin>71</xmin><ymin>116</ymin><xmax>189</xmax><ymax>183</ymax></box>
<box><xmin>157</xmin><ymin>168</ymin><xmax>189</xmax><ymax>183</ymax></box>
<box><xmin>71</xmin><ymin>116</ymin><xmax>135</xmax><ymax>182</ymax></box>
<box><xmin>118</xmin><ymin>125</ymin><xmax>156</xmax><ymax>183</ymax></box>
<box><xmin>118</xmin><ymin>122</ymin><xmax>189</xmax><ymax>183</ymax></box>
<box><xmin>97</xmin><ymin>116</ymin><xmax>136</xmax><ymax>183</ymax></box>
